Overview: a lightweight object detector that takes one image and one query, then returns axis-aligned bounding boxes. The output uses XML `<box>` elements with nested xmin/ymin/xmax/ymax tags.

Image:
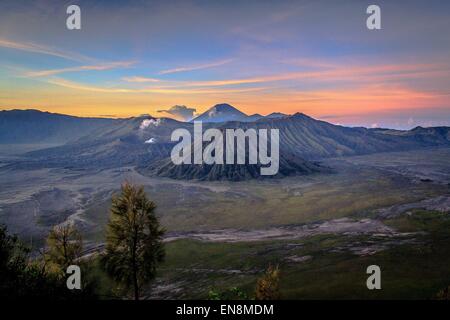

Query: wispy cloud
<box><xmin>114</xmin><ymin>62</ymin><xmax>447</xmax><ymax>96</ymax></box>
<box><xmin>47</xmin><ymin>78</ymin><xmax>267</xmax><ymax>94</ymax></box>
<box><xmin>175</xmin><ymin>63</ymin><xmax>448</xmax><ymax>87</ymax></box>
<box><xmin>122</xmin><ymin>76</ymin><xmax>161</xmax><ymax>83</ymax></box>
<box><xmin>285</xmin><ymin>85</ymin><xmax>447</xmax><ymax>103</ymax></box>
<box><xmin>24</xmin><ymin>61</ymin><xmax>136</xmax><ymax>77</ymax></box>
<box><xmin>158</xmin><ymin>105</ymin><xmax>197</xmax><ymax>121</ymax></box>
<box><xmin>158</xmin><ymin>59</ymin><xmax>233</xmax><ymax>75</ymax></box>
<box><xmin>0</xmin><ymin>38</ymin><xmax>95</xmax><ymax>63</ymax></box>
<box><xmin>47</xmin><ymin>78</ymin><xmax>134</xmax><ymax>93</ymax></box>
<box><xmin>280</xmin><ymin>57</ymin><xmax>340</xmax><ymax>69</ymax></box>
<box><xmin>149</xmin><ymin>87</ymin><xmax>266</xmax><ymax>94</ymax></box>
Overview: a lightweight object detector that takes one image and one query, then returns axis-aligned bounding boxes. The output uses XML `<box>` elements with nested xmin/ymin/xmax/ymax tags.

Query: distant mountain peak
<box><xmin>266</xmin><ymin>112</ymin><xmax>289</xmax><ymax>119</ymax></box>
<box><xmin>191</xmin><ymin>103</ymin><xmax>248</xmax><ymax>123</ymax></box>
<box><xmin>206</xmin><ymin>103</ymin><xmax>246</xmax><ymax>117</ymax></box>
<box><xmin>191</xmin><ymin>104</ymin><xmax>292</xmax><ymax>123</ymax></box>
<box><xmin>211</xmin><ymin>103</ymin><xmax>241</xmax><ymax>112</ymax></box>
<box><xmin>291</xmin><ymin>112</ymin><xmax>312</xmax><ymax>120</ymax></box>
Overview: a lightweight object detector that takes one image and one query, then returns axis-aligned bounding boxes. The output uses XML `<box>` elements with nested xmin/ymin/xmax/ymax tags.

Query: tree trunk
<box><xmin>133</xmin><ymin>274</ymin><xmax>139</xmax><ymax>301</ymax></box>
<box><xmin>132</xmin><ymin>226</ymin><xmax>139</xmax><ymax>300</ymax></box>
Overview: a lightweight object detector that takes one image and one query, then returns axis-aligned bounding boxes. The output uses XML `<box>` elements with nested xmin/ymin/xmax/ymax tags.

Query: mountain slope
<box><xmin>191</xmin><ymin>104</ymin><xmax>291</xmax><ymax>123</ymax></box>
<box><xmin>3</xmin><ymin>107</ymin><xmax>450</xmax><ymax>180</ymax></box>
<box><xmin>23</xmin><ymin>116</ymin><xmax>190</xmax><ymax>168</ymax></box>
<box><xmin>266</xmin><ymin>112</ymin><xmax>288</xmax><ymax>119</ymax></box>
<box><xmin>0</xmin><ymin>109</ymin><xmax>116</xmax><ymax>145</ymax></box>
<box><xmin>257</xmin><ymin>113</ymin><xmax>450</xmax><ymax>159</ymax></box>
<box><xmin>142</xmin><ymin>142</ymin><xmax>326</xmax><ymax>181</ymax></box>
<box><xmin>139</xmin><ymin>113</ymin><xmax>450</xmax><ymax>180</ymax></box>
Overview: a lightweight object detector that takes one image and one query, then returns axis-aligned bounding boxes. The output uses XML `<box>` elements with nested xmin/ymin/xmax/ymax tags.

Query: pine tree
<box><xmin>101</xmin><ymin>182</ymin><xmax>165</xmax><ymax>300</ymax></box>
<box><xmin>46</xmin><ymin>223</ymin><xmax>82</xmax><ymax>272</ymax></box>
<box><xmin>0</xmin><ymin>224</ymin><xmax>97</xmax><ymax>299</ymax></box>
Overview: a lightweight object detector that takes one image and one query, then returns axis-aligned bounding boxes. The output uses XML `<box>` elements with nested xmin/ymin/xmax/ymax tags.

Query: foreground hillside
<box><xmin>1</xmin><ymin>146</ymin><xmax>449</xmax><ymax>299</ymax></box>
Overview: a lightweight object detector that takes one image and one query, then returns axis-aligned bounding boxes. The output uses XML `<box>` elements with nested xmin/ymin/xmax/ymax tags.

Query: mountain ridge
<box><xmin>1</xmin><ymin>107</ymin><xmax>450</xmax><ymax>181</ymax></box>
<box><xmin>191</xmin><ymin>103</ymin><xmax>250</xmax><ymax>123</ymax></box>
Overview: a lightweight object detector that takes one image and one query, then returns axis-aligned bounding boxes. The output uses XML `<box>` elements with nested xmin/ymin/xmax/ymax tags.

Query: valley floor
<box><xmin>0</xmin><ymin>147</ymin><xmax>449</xmax><ymax>298</ymax></box>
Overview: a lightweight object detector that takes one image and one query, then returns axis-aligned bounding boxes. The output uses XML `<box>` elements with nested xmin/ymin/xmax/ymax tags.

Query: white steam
<box><xmin>144</xmin><ymin>137</ymin><xmax>156</xmax><ymax>144</ymax></box>
<box><xmin>140</xmin><ymin>118</ymin><xmax>161</xmax><ymax>130</ymax></box>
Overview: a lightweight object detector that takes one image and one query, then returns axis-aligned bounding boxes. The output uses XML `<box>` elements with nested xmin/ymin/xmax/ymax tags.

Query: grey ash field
<box><xmin>1</xmin><ymin>106</ymin><xmax>450</xmax><ymax>299</ymax></box>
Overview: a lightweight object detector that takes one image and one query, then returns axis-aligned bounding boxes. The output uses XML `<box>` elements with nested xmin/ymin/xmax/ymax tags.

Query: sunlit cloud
<box><xmin>263</xmin><ymin>85</ymin><xmax>450</xmax><ymax>118</ymax></box>
<box><xmin>24</xmin><ymin>61</ymin><xmax>136</xmax><ymax>77</ymax></box>
<box><xmin>122</xmin><ymin>76</ymin><xmax>161</xmax><ymax>83</ymax></box>
<box><xmin>121</xmin><ymin>63</ymin><xmax>443</xmax><ymax>89</ymax></box>
<box><xmin>120</xmin><ymin>62</ymin><xmax>446</xmax><ymax>90</ymax></box>
<box><xmin>46</xmin><ymin>78</ymin><xmax>268</xmax><ymax>95</ymax></box>
<box><xmin>143</xmin><ymin>86</ymin><xmax>267</xmax><ymax>95</ymax></box>
<box><xmin>286</xmin><ymin>86</ymin><xmax>447</xmax><ymax>103</ymax></box>
<box><xmin>157</xmin><ymin>105</ymin><xmax>197</xmax><ymax>121</ymax></box>
<box><xmin>280</xmin><ymin>57</ymin><xmax>343</xmax><ymax>69</ymax></box>
<box><xmin>47</xmin><ymin>78</ymin><xmax>135</xmax><ymax>93</ymax></box>
<box><xmin>158</xmin><ymin>59</ymin><xmax>233</xmax><ymax>75</ymax></box>
<box><xmin>0</xmin><ymin>38</ymin><xmax>95</xmax><ymax>63</ymax></box>
<box><xmin>180</xmin><ymin>63</ymin><xmax>447</xmax><ymax>87</ymax></box>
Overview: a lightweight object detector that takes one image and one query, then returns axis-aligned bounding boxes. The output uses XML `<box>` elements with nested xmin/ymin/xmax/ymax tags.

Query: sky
<box><xmin>0</xmin><ymin>0</ymin><xmax>450</xmax><ymax>129</ymax></box>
